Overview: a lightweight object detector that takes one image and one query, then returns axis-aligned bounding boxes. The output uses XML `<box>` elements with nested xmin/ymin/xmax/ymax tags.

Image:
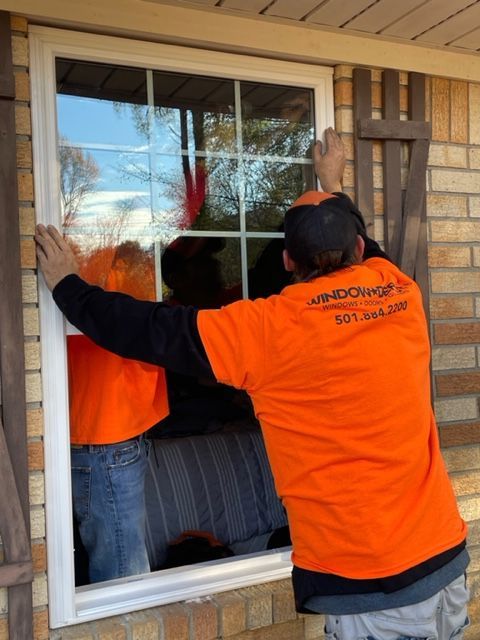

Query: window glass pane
<box><xmin>245</xmin><ymin>160</ymin><xmax>316</xmax><ymax>232</ymax></box>
<box><xmin>153</xmin><ymin>155</ymin><xmax>240</xmax><ymax>233</ymax></box>
<box><xmin>153</xmin><ymin>71</ymin><xmax>236</xmax><ymax>155</ymax></box>
<box><xmin>247</xmin><ymin>237</ymin><xmax>292</xmax><ymax>299</ymax></box>
<box><xmin>241</xmin><ymin>83</ymin><xmax>314</xmax><ymax>157</ymax></box>
<box><xmin>161</xmin><ymin>236</ymin><xmax>242</xmax><ymax>307</ymax></box>
<box><xmin>56</xmin><ymin>59</ymin><xmax>148</xmax><ymax>147</ymax></box>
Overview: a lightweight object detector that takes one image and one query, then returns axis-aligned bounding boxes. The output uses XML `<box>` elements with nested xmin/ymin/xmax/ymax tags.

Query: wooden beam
<box><xmin>382</xmin><ymin>70</ymin><xmax>402</xmax><ymax>263</ymax></box>
<box><xmin>353</xmin><ymin>68</ymin><xmax>374</xmax><ymax>236</ymax></box>
<box><xmin>408</xmin><ymin>72</ymin><xmax>430</xmax><ymax>320</ymax></box>
<box><xmin>358</xmin><ymin>118</ymin><xmax>431</xmax><ymax>140</ymax></box>
<box><xmin>399</xmin><ymin>138</ymin><xmax>430</xmax><ymax>277</ymax></box>
<box><xmin>0</xmin><ymin>11</ymin><xmax>34</xmax><ymax>640</ymax></box>
<box><xmin>0</xmin><ymin>562</ymin><xmax>33</xmax><ymax>588</ymax></box>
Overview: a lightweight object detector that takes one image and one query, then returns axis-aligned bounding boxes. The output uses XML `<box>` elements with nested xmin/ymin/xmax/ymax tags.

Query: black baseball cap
<box><xmin>284</xmin><ymin>191</ymin><xmax>359</xmax><ymax>263</ymax></box>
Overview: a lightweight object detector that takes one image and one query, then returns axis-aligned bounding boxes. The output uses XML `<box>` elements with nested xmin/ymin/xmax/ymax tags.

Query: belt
<box><xmin>71</xmin><ymin>434</ymin><xmax>144</xmax><ymax>449</ymax></box>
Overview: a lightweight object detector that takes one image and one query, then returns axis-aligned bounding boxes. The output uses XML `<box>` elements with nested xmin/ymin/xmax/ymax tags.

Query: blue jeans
<box><xmin>71</xmin><ymin>436</ymin><xmax>151</xmax><ymax>584</ymax></box>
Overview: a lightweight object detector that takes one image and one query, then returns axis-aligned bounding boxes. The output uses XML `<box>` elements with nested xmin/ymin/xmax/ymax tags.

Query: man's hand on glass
<box><xmin>314</xmin><ymin>127</ymin><xmax>345</xmax><ymax>193</ymax></box>
<box><xmin>35</xmin><ymin>224</ymin><xmax>79</xmax><ymax>291</ymax></box>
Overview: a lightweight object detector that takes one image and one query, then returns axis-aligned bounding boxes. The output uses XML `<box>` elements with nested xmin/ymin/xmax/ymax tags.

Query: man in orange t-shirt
<box><xmin>68</xmin><ymin>242</ymin><xmax>168</xmax><ymax>584</ymax></box>
<box><xmin>37</xmin><ymin>129</ymin><xmax>469</xmax><ymax>638</ymax></box>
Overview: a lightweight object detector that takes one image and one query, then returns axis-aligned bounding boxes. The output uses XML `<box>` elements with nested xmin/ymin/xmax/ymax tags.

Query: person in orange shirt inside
<box><xmin>68</xmin><ymin>241</ymin><xmax>168</xmax><ymax>584</ymax></box>
<box><xmin>37</xmin><ymin>128</ymin><xmax>469</xmax><ymax>638</ymax></box>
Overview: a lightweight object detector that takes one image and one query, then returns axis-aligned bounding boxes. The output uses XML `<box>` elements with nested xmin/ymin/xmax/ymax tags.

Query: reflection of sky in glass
<box><xmin>57</xmin><ymin>95</ymin><xmax>148</xmax><ymax>148</ymax></box>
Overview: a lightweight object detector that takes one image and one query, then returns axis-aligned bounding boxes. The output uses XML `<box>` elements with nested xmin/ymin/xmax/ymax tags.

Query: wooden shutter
<box><xmin>353</xmin><ymin>68</ymin><xmax>431</xmax><ymax>318</ymax></box>
<box><xmin>0</xmin><ymin>11</ymin><xmax>34</xmax><ymax>640</ymax></box>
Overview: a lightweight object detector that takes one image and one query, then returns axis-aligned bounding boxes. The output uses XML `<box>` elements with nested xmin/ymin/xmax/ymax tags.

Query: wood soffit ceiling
<box><xmin>145</xmin><ymin>0</ymin><xmax>480</xmax><ymax>53</ymax></box>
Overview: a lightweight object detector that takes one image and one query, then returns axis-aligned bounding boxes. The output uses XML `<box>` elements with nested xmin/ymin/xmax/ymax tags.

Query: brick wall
<box><xmin>335</xmin><ymin>66</ymin><xmax>480</xmax><ymax>639</ymax></box>
<box><xmin>3</xmin><ymin>17</ymin><xmax>479</xmax><ymax>639</ymax></box>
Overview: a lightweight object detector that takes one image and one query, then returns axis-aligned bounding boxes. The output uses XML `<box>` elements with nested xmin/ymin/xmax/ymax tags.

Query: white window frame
<box><xmin>30</xmin><ymin>26</ymin><xmax>334</xmax><ymax>628</ymax></box>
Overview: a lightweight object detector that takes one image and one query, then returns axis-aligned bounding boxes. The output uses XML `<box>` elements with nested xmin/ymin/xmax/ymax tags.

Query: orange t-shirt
<box><xmin>68</xmin><ymin>245</ymin><xmax>169</xmax><ymax>444</ymax></box>
<box><xmin>197</xmin><ymin>257</ymin><xmax>467</xmax><ymax>578</ymax></box>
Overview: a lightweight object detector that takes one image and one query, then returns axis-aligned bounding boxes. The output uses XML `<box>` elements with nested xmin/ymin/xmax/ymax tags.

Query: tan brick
<box><xmin>10</xmin><ymin>15</ymin><xmax>28</xmax><ymax>32</ymax></box>
<box><xmin>272</xmin><ymin>589</ymin><xmax>296</xmax><ymax>624</ymax></box>
<box><xmin>436</xmin><ymin>372</ymin><xmax>480</xmax><ymax>396</ymax></box>
<box><xmin>371</xmin><ymin>82</ymin><xmax>381</xmax><ymax>109</ymax></box>
<box><xmin>430</xmin><ymin>219</ymin><xmax>480</xmax><ymax>242</ymax></box>
<box><xmin>432</xmin><ymin>346</ymin><xmax>476</xmax><ymax>371</ymax></box>
<box><xmin>24</xmin><ymin>341</ymin><xmax>40</xmax><ymax>370</ymax></box>
<box><xmin>434</xmin><ymin>318</ymin><xmax>479</xmax><ymax>343</ymax></box>
<box><xmin>11</xmin><ymin>34</ymin><xmax>28</xmax><ymax>66</ymax></box>
<box><xmin>303</xmin><ymin>613</ymin><xmax>326</xmax><ymax>640</ymax></box>
<box><xmin>0</xmin><ymin>617</ymin><xmax>7</xmax><ymax>640</ymax></box>
<box><xmin>240</xmin><ymin>586</ymin><xmax>272</xmax><ymax>629</ymax></box>
<box><xmin>162</xmin><ymin>603</ymin><xmax>189</xmax><ymax>640</ymax></box>
<box><xmin>228</xmin><ymin>619</ymin><xmax>304</xmax><ymax>640</ymax></box>
<box><xmin>451</xmin><ymin>470</ymin><xmax>480</xmax><ymax>497</ymax></box>
<box><xmin>458</xmin><ymin>496</ymin><xmax>480</xmax><ymax>522</ymax></box>
<box><xmin>443</xmin><ymin>446</ymin><xmax>480</xmax><ymax>472</ymax></box>
<box><xmin>468</xmin><ymin>519</ymin><xmax>480</xmax><ymax>545</ymax></box>
<box><xmin>428</xmin><ymin>144</ymin><xmax>467</xmax><ymax>168</ymax></box>
<box><xmin>29</xmin><ymin>471</ymin><xmax>44</xmax><ymax>506</ymax></box>
<box><xmin>399</xmin><ymin>84</ymin><xmax>408</xmax><ymax>113</ymax></box>
<box><xmin>26</xmin><ymin>372</ymin><xmax>42</xmax><ymax>404</ymax></box>
<box><xmin>214</xmin><ymin>592</ymin><xmax>246</xmax><ymax>637</ymax></box>
<box><xmin>32</xmin><ymin>541</ymin><xmax>47</xmax><ymax>572</ymax></box>
<box><xmin>440</xmin><ymin>422</ymin><xmax>480</xmax><ymax>447</ymax></box>
<box><xmin>372</xmin><ymin>140</ymin><xmax>382</xmax><ymax>163</ymax></box>
<box><xmin>334</xmin><ymin>107</ymin><xmax>353</xmax><ymax>134</ymax></box>
<box><xmin>30</xmin><ymin>506</ymin><xmax>45</xmax><ymax>539</ymax></box>
<box><xmin>131</xmin><ymin>614</ymin><xmax>159</xmax><ymax>640</ymax></box>
<box><xmin>430</xmin><ymin>296</ymin><xmax>473</xmax><ymax>320</ymax></box>
<box><xmin>428</xmin><ymin>246</ymin><xmax>471</xmax><ymax>268</ymax></box>
<box><xmin>33</xmin><ymin>573</ymin><xmax>48</xmax><ymax>607</ymax></box>
<box><xmin>23</xmin><ymin>307</ymin><xmax>39</xmax><ymax>336</ymax></box>
<box><xmin>96</xmin><ymin>619</ymin><xmax>127</xmax><ymax>640</ymax></box>
<box><xmin>427</xmin><ymin>194</ymin><xmax>467</xmax><ymax>217</ymax></box>
<box><xmin>431</xmin><ymin>169</ymin><xmax>480</xmax><ymax>194</ymax></box>
<box><xmin>18</xmin><ymin>172</ymin><xmax>34</xmax><ymax>202</ymax></box>
<box><xmin>470</xmin><ymin>195</ymin><xmax>480</xmax><ymax>217</ymax></box>
<box><xmin>14</xmin><ymin>70</ymin><xmax>30</xmax><ymax>102</ymax></box>
<box><xmin>465</xmin><ymin>623</ymin><xmax>480</xmax><ymax>640</ymax></box>
<box><xmin>50</xmin><ymin>625</ymin><xmax>93</xmax><ymax>640</ymax></box>
<box><xmin>450</xmin><ymin>81</ymin><xmax>468</xmax><ymax>144</ymax></box>
<box><xmin>16</xmin><ymin>139</ymin><xmax>32</xmax><ymax>169</ymax></box>
<box><xmin>334</xmin><ymin>65</ymin><xmax>353</xmax><ymax>80</ymax></box>
<box><xmin>19</xmin><ymin>206</ymin><xmax>36</xmax><ymax>234</ymax></box>
<box><xmin>432</xmin><ymin>78</ymin><xmax>450</xmax><ymax>142</ymax></box>
<box><xmin>15</xmin><ymin>104</ymin><xmax>31</xmax><ymax>135</ymax></box>
<box><xmin>20</xmin><ymin>237</ymin><xmax>36</xmax><ymax>268</ymax></box>
<box><xmin>373</xmin><ymin>191</ymin><xmax>383</xmax><ymax>215</ymax></box>
<box><xmin>469</xmin><ymin>83</ymin><xmax>480</xmax><ymax>145</ymax></box>
<box><xmin>431</xmin><ymin>271</ymin><xmax>479</xmax><ymax>294</ymax></box>
<box><xmin>373</xmin><ymin>164</ymin><xmax>383</xmax><ymax>189</ymax></box>
<box><xmin>27</xmin><ymin>408</ymin><xmax>43</xmax><ymax>437</ymax></box>
<box><xmin>22</xmin><ymin>274</ymin><xmax>38</xmax><ymax>303</ymax></box>
<box><xmin>33</xmin><ymin>608</ymin><xmax>49</xmax><ymax>640</ymax></box>
<box><xmin>434</xmin><ymin>397</ymin><xmax>478</xmax><ymax>423</ymax></box>
<box><xmin>189</xmin><ymin>600</ymin><xmax>217</xmax><ymax>640</ymax></box>
<box><xmin>28</xmin><ymin>440</ymin><xmax>44</xmax><ymax>471</ymax></box>
<box><xmin>334</xmin><ymin>80</ymin><xmax>352</xmax><ymax>106</ymax></box>
<box><xmin>474</xmin><ymin>247</ymin><xmax>480</xmax><ymax>267</ymax></box>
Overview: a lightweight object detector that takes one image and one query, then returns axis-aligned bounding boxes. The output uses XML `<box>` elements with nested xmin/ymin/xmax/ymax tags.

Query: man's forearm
<box><xmin>53</xmin><ymin>274</ymin><xmax>214</xmax><ymax>378</ymax></box>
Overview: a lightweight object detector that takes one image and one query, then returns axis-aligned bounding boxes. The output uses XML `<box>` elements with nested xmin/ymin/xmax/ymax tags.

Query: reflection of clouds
<box><xmin>64</xmin><ymin>189</ymin><xmax>189</xmax><ymax>247</ymax></box>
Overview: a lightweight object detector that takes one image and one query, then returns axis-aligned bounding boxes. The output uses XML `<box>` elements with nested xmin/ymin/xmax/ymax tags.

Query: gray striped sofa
<box><xmin>144</xmin><ymin>426</ymin><xmax>288</xmax><ymax>569</ymax></box>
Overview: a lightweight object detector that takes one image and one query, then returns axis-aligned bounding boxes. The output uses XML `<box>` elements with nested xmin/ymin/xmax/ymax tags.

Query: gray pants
<box><xmin>324</xmin><ymin>574</ymin><xmax>470</xmax><ymax>640</ymax></box>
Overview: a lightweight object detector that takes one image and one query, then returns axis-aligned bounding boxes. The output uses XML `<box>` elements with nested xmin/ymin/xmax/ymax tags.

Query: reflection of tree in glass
<box><xmin>59</xmin><ymin>136</ymin><xmax>144</xmax><ymax>282</ymax></box>
<box><xmin>115</xmin><ymin>97</ymin><xmax>313</xmax><ymax>236</ymax></box>
<box><xmin>59</xmin><ymin>136</ymin><xmax>100</xmax><ymax>228</ymax></box>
